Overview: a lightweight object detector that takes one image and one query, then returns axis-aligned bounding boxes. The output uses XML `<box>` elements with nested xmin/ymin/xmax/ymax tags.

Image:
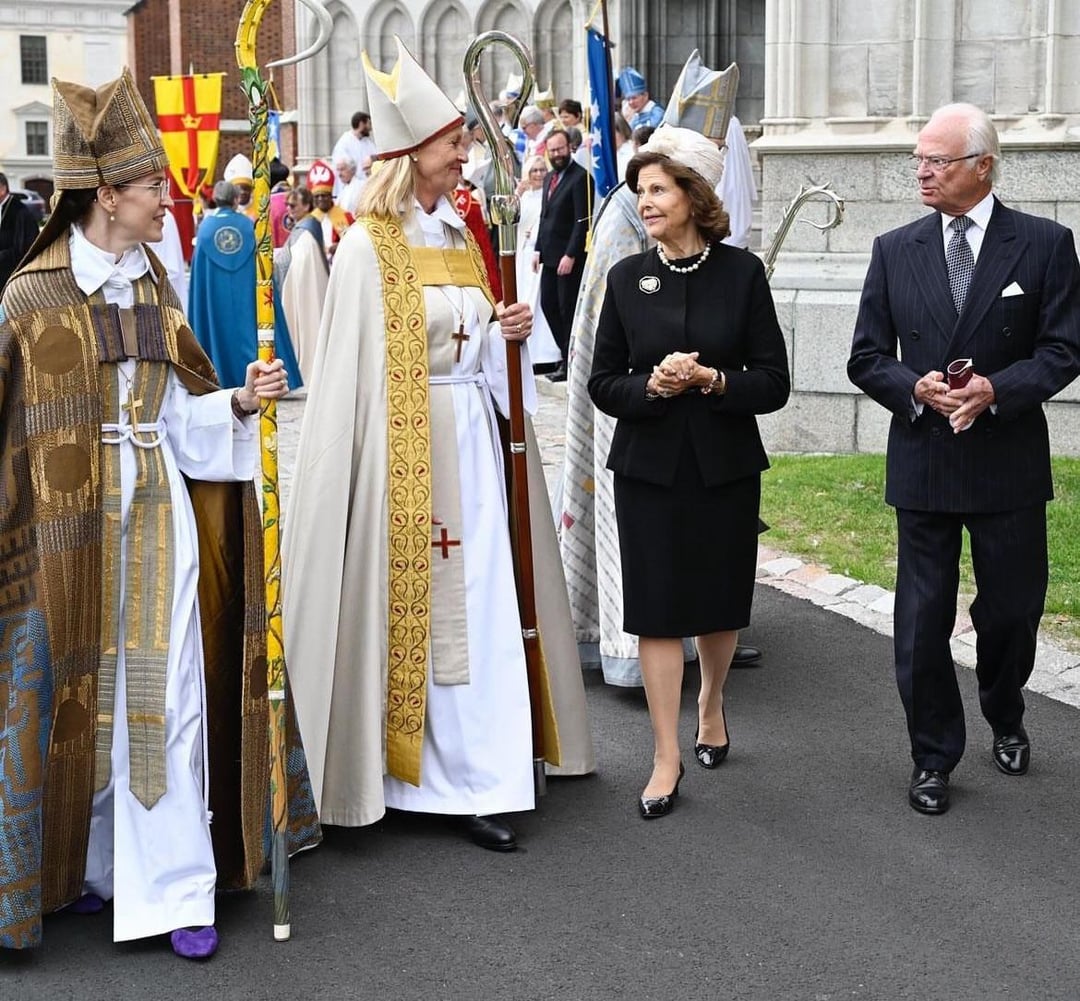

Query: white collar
<box><xmin>416</xmin><ymin>196</ymin><xmax>465</xmax><ymax>232</ymax></box>
<box><xmin>414</xmin><ymin>196</ymin><xmax>465</xmax><ymax>249</ymax></box>
<box><xmin>940</xmin><ymin>190</ymin><xmax>995</xmax><ymax>237</ymax></box>
<box><xmin>69</xmin><ymin>224</ymin><xmax>153</xmax><ymax>297</ymax></box>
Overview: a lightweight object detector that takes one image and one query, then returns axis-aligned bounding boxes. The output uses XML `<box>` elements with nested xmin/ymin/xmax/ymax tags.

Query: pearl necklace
<box><xmin>656</xmin><ymin>240</ymin><xmax>711</xmax><ymax>274</ymax></box>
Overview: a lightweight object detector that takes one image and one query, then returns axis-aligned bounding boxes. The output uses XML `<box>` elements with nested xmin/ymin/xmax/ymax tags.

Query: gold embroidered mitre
<box><xmin>662</xmin><ymin>51</ymin><xmax>739</xmax><ymax>144</ymax></box>
<box><xmin>52</xmin><ymin>67</ymin><xmax>167</xmax><ymax>191</ymax></box>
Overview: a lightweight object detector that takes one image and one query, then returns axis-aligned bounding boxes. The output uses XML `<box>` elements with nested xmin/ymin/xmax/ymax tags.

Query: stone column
<box><xmin>911</xmin><ymin>0</ymin><xmax>955</xmax><ymax>118</ymax></box>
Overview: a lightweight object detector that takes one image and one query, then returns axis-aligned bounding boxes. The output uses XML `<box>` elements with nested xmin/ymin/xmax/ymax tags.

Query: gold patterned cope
<box><xmin>97</xmin><ymin>358</ymin><xmax>174</xmax><ymax>809</ymax></box>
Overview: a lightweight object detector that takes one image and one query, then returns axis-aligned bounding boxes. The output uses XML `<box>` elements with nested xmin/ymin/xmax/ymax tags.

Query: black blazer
<box><xmin>0</xmin><ymin>195</ymin><xmax>39</xmax><ymax>292</ymax></box>
<box><xmin>848</xmin><ymin>199</ymin><xmax>1080</xmax><ymax>513</ymax></box>
<box><xmin>535</xmin><ymin>161</ymin><xmax>592</xmax><ymax>266</ymax></box>
<box><xmin>588</xmin><ymin>243</ymin><xmax>790</xmax><ymax>488</ymax></box>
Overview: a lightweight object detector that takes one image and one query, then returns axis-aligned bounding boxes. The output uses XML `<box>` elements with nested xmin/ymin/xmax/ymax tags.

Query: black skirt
<box><xmin>614</xmin><ymin>439</ymin><xmax>761</xmax><ymax>638</ymax></box>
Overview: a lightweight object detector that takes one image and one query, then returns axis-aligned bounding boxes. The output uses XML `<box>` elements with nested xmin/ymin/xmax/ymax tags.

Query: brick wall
<box><xmin>127</xmin><ymin>0</ymin><xmax>298</xmax><ymax>177</ymax></box>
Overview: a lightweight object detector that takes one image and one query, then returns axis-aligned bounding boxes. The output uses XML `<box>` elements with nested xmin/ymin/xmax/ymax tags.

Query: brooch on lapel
<box><xmin>638</xmin><ymin>275</ymin><xmax>661</xmax><ymax>294</ymax></box>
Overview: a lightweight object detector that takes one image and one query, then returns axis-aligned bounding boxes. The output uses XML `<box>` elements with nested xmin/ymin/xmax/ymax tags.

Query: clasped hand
<box><xmin>236</xmin><ymin>358</ymin><xmax>289</xmax><ymax>411</ymax></box>
<box><xmin>647</xmin><ymin>350</ymin><xmax>710</xmax><ymax>398</ymax></box>
<box><xmin>914</xmin><ymin>369</ymin><xmax>996</xmax><ymax>433</ymax></box>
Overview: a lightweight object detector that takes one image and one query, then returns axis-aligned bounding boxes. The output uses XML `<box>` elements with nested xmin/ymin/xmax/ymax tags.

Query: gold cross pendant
<box><xmin>124</xmin><ymin>386</ymin><xmax>143</xmax><ymax>427</ymax></box>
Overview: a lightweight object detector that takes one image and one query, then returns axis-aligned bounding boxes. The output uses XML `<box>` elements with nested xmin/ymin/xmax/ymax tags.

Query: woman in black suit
<box><xmin>588</xmin><ymin>126</ymin><xmax>790</xmax><ymax>819</ymax></box>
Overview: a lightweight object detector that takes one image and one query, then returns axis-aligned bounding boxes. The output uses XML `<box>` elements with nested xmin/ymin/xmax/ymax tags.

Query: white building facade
<box><xmin>0</xmin><ymin>0</ymin><xmax>130</xmax><ymax>197</ymax></box>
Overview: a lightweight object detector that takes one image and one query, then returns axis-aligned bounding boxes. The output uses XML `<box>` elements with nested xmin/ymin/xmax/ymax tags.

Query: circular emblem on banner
<box><xmin>214</xmin><ymin>226</ymin><xmax>244</xmax><ymax>255</ymax></box>
<box><xmin>639</xmin><ymin>275</ymin><xmax>661</xmax><ymax>294</ymax></box>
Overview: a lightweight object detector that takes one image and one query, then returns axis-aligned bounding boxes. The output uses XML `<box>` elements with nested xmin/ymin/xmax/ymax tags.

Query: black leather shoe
<box><xmin>461</xmin><ymin>814</ymin><xmax>517</xmax><ymax>851</ymax></box>
<box><xmin>731</xmin><ymin>644</ymin><xmax>762</xmax><ymax>667</ymax></box>
<box><xmin>546</xmin><ymin>364</ymin><xmax>567</xmax><ymax>383</ymax></box>
<box><xmin>992</xmin><ymin>730</ymin><xmax>1030</xmax><ymax>776</ymax></box>
<box><xmin>694</xmin><ymin>707</ymin><xmax>729</xmax><ymax>769</ymax></box>
<box><xmin>639</xmin><ymin>763</ymin><xmax>684</xmax><ymax>819</ymax></box>
<box><xmin>908</xmin><ymin>767</ymin><xmax>950</xmax><ymax>815</ymax></box>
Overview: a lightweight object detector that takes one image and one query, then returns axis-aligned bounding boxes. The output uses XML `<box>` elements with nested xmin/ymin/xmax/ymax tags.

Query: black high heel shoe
<box><xmin>638</xmin><ymin>762</ymin><xmax>685</xmax><ymax>819</ymax></box>
<box><xmin>694</xmin><ymin>705</ymin><xmax>730</xmax><ymax>769</ymax></box>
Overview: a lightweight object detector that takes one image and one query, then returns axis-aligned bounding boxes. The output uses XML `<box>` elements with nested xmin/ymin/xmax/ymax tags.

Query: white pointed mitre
<box><xmin>662</xmin><ymin>50</ymin><xmax>739</xmax><ymax>143</ymax></box>
<box><xmin>362</xmin><ymin>36</ymin><xmax>464</xmax><ymax>160</ymax></box>
<box><xmin>224</xmin><ymin>153</ymin><xmax>254</xmax><ymax>185</ymax></box>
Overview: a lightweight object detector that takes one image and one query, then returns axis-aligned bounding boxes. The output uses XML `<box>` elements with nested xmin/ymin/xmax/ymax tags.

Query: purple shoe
<box><xmin>68</xmin><ymin>893</ymin><xmax>106</xmax><ymax>915</ymax></box>
<box><xmin>170</xmin><ymin>926</ymin><xmax>219</xmax><ymax>959</ymax></box>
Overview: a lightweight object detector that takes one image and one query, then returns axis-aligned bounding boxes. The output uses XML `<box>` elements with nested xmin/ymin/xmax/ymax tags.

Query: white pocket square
<box><xmin>1001</xmin><ymin>281</ymin><xmax>1024</xmax><ymax>297</ymax></box>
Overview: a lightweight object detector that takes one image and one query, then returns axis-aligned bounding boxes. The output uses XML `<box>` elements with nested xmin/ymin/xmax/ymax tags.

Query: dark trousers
<box><xmin>539</xmin><ymin>258</ymin><xmax>586</xmax><ymax>364</ymax></box>
<box><xmin>893</xmin><ymin>505</ymin><xmax>1047</xmax><ymax>773</ymax></box>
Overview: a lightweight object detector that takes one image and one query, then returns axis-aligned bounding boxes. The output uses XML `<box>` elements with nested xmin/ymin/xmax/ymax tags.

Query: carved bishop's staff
<box><xmin>463</xmin><ymin>33</ymin><xmax>548</xmax><ymax>792</ymax></box>
<box><xmin>761</xmin><ymin>182</ymin><xmax>845</xmax><ymax>282</ymax></box>
<box><xmin>234</xmin><ymin>0</ymin><xmax>332</xmax><ymax>942</ymax></box>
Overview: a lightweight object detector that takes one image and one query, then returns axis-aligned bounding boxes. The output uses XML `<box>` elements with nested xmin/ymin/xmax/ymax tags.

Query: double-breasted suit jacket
<box><xmin>588</xmin><ymin>243</ymin><xmax>790</xmax><ymax>488</ymax></box>
<box><xmin>848</xmin><ymin>198</ymin><xmax>1080</xmax><ymax>513</ymax></box>
<box><xmin>535</xmin><ymin>160</ymin><xmax>591</xmax><ymax>266</ymax></box>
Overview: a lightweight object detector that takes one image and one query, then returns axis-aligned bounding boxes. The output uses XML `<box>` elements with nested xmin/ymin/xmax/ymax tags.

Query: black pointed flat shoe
<box><xmin>639</xmin><ymin>763</ymin><xmax>685</xmax><ymax>819</ymax></box>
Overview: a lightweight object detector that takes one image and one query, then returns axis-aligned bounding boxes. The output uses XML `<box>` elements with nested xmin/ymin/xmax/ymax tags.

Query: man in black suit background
<box><xmin>848</xmin><ymin>103</ymin><xmax>1080</xmax><ymax>816</ymax></box>
<box><xmin>534</xmin><ymin>129</ymin><xmax>592</xmax><ymax>381</ymax></box>
<box><xmin>0</xmin><ymin>173</ymin><xmax>40</xmax><ymax>294</ymax></box>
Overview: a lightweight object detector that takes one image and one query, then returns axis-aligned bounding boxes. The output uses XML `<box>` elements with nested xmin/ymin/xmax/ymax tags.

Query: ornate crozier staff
<box><xmin>761</xmin><ymin>182</ymin><xmax>845</xmax><ymax>282</ymax></box>
<box><xmin>463</xmin><ymin>33</ymin><xmax>548</xmax><ymax>793</ymax></box>
<box><xmin>234</xmin><ymin>0</ymin><xmax>332</xmax><ymax>942</ymax></box>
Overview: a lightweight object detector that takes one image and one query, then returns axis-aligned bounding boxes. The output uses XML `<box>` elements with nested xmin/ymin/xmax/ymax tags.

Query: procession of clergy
<box><xmin>0</xmin><ymin>45</ymin><xmax>755</xmax><ymax>956</ymax></box>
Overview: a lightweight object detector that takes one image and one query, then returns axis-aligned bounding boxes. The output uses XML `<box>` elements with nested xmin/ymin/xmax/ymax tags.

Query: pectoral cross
<box><xmin>124</xmin><ymin>386</ymin><xmax>143</xmax><ymax>428</ymax></box>
<box><xmin>451</xmin><ymin>321</ymin><xmax>469</xmax><ymax>363</ymax></box>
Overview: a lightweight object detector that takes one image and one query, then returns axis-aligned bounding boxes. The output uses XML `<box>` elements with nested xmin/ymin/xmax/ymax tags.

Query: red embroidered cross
<box><xmin>432</xmin><ymin>527</ymin><xmax>461</xmax><ymax>559</ymax></box>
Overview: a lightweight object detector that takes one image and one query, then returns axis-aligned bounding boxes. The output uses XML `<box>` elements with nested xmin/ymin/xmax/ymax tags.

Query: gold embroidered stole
<box><xmin>360</xmin><ymin>218</ymin><xmax>496</xmax><ymax>786</ymax></box>
<box><xmin>97</xmin><ymin>357</ymin><xmax>174</xmax><ymax>809</ymax></box>
<box><xmin>361</xmin><ymin>218</ymin><xmax>431</xmax><ymax>786</ymax></box>
<box><xmin>411</xmin><ymin>245</ymin><xmax>496</xmax><ymax>310</ymax></box>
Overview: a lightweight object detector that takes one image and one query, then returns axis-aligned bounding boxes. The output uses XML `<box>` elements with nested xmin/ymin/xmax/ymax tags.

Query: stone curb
<box><xmin>756</xmin><ymin>545</ymin><xmax>1080</xmax><ymax>710</ymax></box>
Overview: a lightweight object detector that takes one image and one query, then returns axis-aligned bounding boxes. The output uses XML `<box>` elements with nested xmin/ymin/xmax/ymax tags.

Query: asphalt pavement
<box><xmin>4</xmin><ymin>385</ymin><xmax>1080</xmax><ymax>1000</ymax></box>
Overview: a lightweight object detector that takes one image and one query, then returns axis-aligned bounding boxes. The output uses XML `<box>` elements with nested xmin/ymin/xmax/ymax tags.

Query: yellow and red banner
<box><xmin>152</xmin><ymin>73</ymin><xmax>225</xmax><ymax>198</ymax></box>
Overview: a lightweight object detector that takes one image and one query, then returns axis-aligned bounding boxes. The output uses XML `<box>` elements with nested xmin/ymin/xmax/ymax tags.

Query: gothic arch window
<box><xmin>327</xmin><ymin>6</ymin><xmax>365</xmax><ymax>146</ymax></box>
<box><xmin>419</xmin><ymin>1</ymin><xmax>472</xmax><ymax>102</ymax></box>
<box><xmin>534</xmin><ymin>0</ymin><xmax>574</xmax><ymax>102</ymax></box>
<box><xmin>475</xmin><ymin>0</ymin><xmax>530</xmax><ymax>101</ymax></box>
<box><xmin>306</xmin><ymin>3</ymin><xmax>363</xmax><ymax>156</ymax></box>
<box><xmin>366</xmin><ymin>0</ymin><xmax>416</xmax><ymax>72</ymax></box>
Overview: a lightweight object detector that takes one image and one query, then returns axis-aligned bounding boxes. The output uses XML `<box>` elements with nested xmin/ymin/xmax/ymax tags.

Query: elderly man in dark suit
<box><xmin>534</xmin><ymin>129</ymin><xmax>592</xmax><ymax>381</ymax></box>
<box><xmin>848</xmin><ymin>103</ymin><xmax>1080</xmax><ymax>816</ymax></box>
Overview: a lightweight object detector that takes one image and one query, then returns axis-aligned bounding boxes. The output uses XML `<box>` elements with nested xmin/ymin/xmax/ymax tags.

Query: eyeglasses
<box><xmin>118</xmin><ymin>180</ymin><xmax>171</xmax><ymax>199</ymax></box>
<box><xmin>908</xmin><ymin>153</ymin><xmax>981</xmax><ymax>173</ymax></box>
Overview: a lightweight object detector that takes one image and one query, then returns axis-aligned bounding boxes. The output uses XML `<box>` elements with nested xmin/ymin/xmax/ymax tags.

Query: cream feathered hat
<box><xmin>662</xmin><ymin>51</ymin><xmax>739</xmax><ymax>144</ymax></box>
<box><xmin>639</xmin><ymin>124</ymin><xmax>726</xmax><ymax>189</ymax></box>
<box><xmin>361</xmin><ymin>36</ymin><xmax>464</xmax><ymax>161</ymax></box>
